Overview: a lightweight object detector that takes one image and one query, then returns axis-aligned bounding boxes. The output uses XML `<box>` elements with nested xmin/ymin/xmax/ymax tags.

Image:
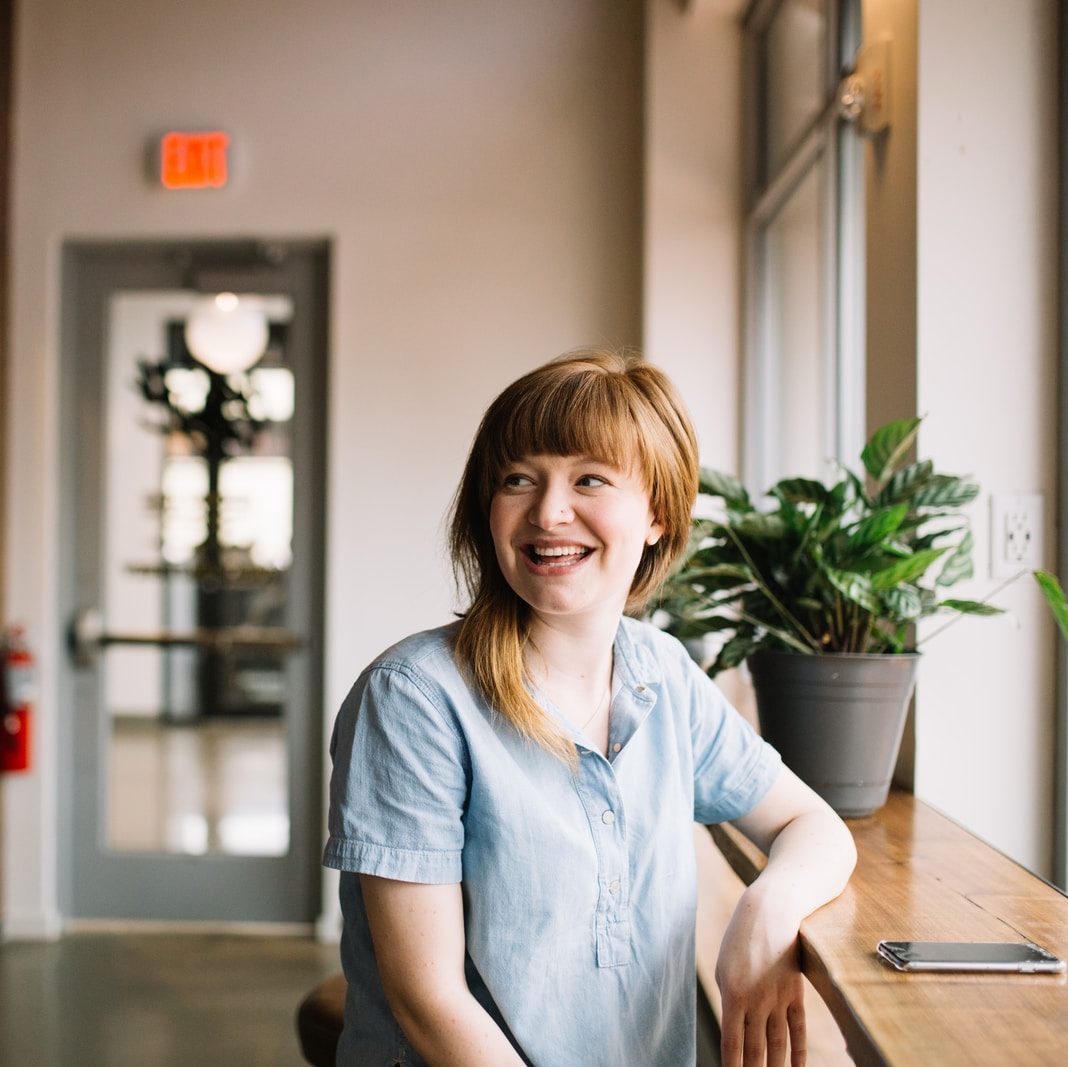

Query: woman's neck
<box><xmin>525</xmin><ymin>611</ymin><xmax>618</xmax><ymax>698</ymax></box>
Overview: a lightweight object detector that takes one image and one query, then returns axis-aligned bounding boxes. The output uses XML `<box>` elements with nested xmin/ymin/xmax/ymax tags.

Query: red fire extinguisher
<box><xmin>1</xmin><ymin>625</ymin><xmax>35</xmax><ymax>773</ymax></box>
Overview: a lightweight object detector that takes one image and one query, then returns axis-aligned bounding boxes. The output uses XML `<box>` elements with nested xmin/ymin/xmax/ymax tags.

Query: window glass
<box><xmin>762</xmin><ymin>0</ymin><xmax>827</xmax><ymax>179</ymax></box>
<box><xmin>762</xmin><ymin>160</ymin><xmax>826</xmax><ymax>481</ymax></box>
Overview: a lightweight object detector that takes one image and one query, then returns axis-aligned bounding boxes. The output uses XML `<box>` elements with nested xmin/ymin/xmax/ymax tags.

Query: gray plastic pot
<box><xmin>747</xmin><ymin>649</ymin><xmax>920</xmax><ymax>818</ymax></box>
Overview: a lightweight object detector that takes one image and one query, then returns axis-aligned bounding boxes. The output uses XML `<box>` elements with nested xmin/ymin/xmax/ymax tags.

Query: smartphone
<box><xmin>876</xmin><ymin>939</ymin><xmax>1066</xmax><ymax>974</ymax></box>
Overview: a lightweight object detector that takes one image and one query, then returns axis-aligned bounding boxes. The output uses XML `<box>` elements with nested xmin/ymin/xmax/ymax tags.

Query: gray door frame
<box><xmin>58</xmin><ymin>239</ymin><xmax>328</xmax><ymax>922</ymax></box>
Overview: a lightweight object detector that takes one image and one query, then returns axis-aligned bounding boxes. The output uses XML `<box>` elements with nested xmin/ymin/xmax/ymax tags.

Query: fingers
<box><xmin>743</xmin><ymin>1015</ymin><xmax>769</xmax><ymax>1067</ymax></box>
<box><xmin>720</xmin><ymin>1002</ymin><xmax>745</xmax><ymax>1067</ymax></box>
<box><xmin>787</xmin><ymin>999</ymin><xmax>807</xmax><ymax>1067</ymax></box>
<box><xmin>720</xmin><ymin>1002</ymin><xmax>805</xmax><ymax>1067</ymax></box>
<box><xmin>765</xmin><ymin>1009</ymin><xmax>789</xmax><ymax>1067</ymax></box>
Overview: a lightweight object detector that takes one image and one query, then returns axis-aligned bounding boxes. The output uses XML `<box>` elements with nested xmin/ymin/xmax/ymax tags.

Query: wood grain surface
<box><xmin>709</xmin><ymin>792</ymin><xmax>1068</xmax><ymax>1066</ymax></box>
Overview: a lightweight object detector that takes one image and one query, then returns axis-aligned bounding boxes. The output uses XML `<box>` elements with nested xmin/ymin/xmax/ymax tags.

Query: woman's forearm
<box><xmin>753</xmin><ymin>805</ymin><xmax>857</xmax><ymax>926</ymax></box>
<box><xmin>360</xmin><ymin>875</ymin><xmax>527</xmax><ymax>1067</ymax></box>
<box><xmin>389</xmin><ymin>988</ymin><xmax>527</xmax><ymax>1067</ymax></box>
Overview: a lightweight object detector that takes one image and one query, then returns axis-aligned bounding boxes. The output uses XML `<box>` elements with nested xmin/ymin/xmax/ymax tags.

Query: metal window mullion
<box><xmin>835</xmin><ymin>120</ymin><xmax>866</xmax><ymax>466</ymax></box>
<box><xmin>819</xmin><ymin>117</ymin><xmax>840</xmax><ymax>480</ymax></box>
<box><xmin>743</xmin><ymin>214</ymin><xmax>778</xmax><ymax>494</ymax></box>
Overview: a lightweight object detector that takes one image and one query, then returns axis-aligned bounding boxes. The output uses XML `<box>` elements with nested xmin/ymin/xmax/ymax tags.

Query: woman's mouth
<box><xmin>524</xmin><ymin>544</ymin><xmax>592</xmax><ymax>568</ymax></box>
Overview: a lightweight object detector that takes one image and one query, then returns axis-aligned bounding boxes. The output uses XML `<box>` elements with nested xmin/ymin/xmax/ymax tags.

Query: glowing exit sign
<box><xmin>160</xmin><ymin>131</ymin><xmax>230</xmax><ymax>189</ymax></box>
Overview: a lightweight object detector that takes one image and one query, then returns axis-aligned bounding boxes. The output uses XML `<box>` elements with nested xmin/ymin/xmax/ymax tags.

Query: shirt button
<box><xmin>612</xmin><ymin>742</ymin><xmax>622</xmax><ymax>753</ymax></box>
<box><xmin>601</xmin><ymin>810</ymin><xmax>615</xmax><ymax>825</ymax></box>
<box><xmin>608</xmin><ymin>879</ymin><xmax>621</xmax><ymax>894</ymax></box>
<box><xmin>635</xmin><ymin>685</ymin><xmax>646</xmax><ymax>694</ymax></box>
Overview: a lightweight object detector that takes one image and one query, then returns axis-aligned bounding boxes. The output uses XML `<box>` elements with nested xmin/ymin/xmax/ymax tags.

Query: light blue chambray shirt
<box><xmin>324</xmin><ymin>617</ymin><xmax>781</xmax><ymax>1067</ymax></box>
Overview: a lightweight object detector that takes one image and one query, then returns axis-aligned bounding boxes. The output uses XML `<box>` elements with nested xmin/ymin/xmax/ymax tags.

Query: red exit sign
<box><xmin>160</xmin><ymin>131</ymin><xmax>230</xmax><ymax>189</ymax></box>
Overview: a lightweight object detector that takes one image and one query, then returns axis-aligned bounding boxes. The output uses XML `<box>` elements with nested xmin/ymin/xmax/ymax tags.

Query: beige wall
<box><xmin>2</xmin><ymin>0</ymin><xmax>651</xmax><ymax>937</ymax></box>
<box><xmin>644</xmin><ymin>0</ymin><xmax>743</xmax><ymax>472</ymax></box>
<box><xmin>914</xmin><ymin>0</ymin><xmax>1058</xmax><ymax>878</ymax></box>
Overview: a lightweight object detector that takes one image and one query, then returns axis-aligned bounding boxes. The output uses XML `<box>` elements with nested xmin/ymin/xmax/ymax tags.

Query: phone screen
<box><xmin>877</xmin><ymin>940</ymin><xmax>1066</xmax><ymax>973</ymax></box>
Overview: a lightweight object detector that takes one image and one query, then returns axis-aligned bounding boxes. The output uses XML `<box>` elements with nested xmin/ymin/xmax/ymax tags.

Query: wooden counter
<box><xmin>708</xmin><ymin>792</ymin><xmax>1068</xmax><ymax>1066</ymax></box>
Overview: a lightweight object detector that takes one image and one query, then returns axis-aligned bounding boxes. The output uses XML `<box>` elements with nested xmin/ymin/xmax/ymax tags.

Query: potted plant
<box><xmin>655</xmin><ymin>417</ymin><xmax>1068</xmax><ymax>817</ymax></box>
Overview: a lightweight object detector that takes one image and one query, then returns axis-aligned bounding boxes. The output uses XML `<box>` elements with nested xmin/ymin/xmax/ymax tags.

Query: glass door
<box><xmin>60</xmin><ymin>242</ymin><xmax>327</xmax><ymax>922</ymax></box>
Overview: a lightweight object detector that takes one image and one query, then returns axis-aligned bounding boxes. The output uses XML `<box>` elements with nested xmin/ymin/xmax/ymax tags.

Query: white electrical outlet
<box><xmin>989</xmin><ymin>493</ymin><xmax>1043</xmax><ymax>578</ymax></box>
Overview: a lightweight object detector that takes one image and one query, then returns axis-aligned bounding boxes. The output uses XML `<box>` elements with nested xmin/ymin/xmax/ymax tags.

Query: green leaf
<box><xmin>1034</xmin><ymin>571</ymin><xmax>1068</xmax><ymax>642</ymax></box>
<box><xmin>667</xmin><ymin>614</ymin><xmax>739</xmax><ymax>640</ymax></box>
<box><xmin>699</xmin><ymin>469</ymin><xmax>750</xmax><ymax>508</ymax></box>
<box><xmin>910</xmin><ymin>474</ymin><xmax>980</xmax><ymax>509</ymax></box>
<box><xmin>823</xmin><ymin>566</ymin><xmax>879</xmax><ymax>613</ymax></box>
<box><xmin>883</xmin><ymin>540</ymin><xmax>913</xmax><ymax>558</ymax></box>
<box><xmin>838</xmin><ymin>466</ymin><xmax>871</xmax><ymax>507</ymax></box>
<box><xmin>847</xmin><ymin>503</ymin><xmax>909</xmax><ymax>550</ymax></box>
<box><xmin>731</xmin><ymin>512</ymin><xmax>788</xmax><ymax>541</ymax></box>
<box><xmin>874</xmin><ymin>460</ymin><xmax>933</xmax><ymax>507</ymax></box>
<box><xmin>936</xmin><ymin>530</ymin><xmax>974</xmax><ymax>587</ymax></box>
<box><xmin>869</xmin><ymin>546</ymin><xmax>949</xmax><ymax>590</ymax></box>
<box><xmin>861</xmin><ymin>417</ymin><xmax>922</xmax><ymax>484</ymax></box>
<box><xmin>938</xmin><ymin>598</ymin><xmax>1005</xmax><ymax>617</ymax></box>
<box><xmin>882</xmin><ymin>584</ymin><xmax>923</xmax><ymax>620</ymax></box>
<box><xmin>769</xmin><ymin>478</ymin><xmax>833</xmax><ymax>507</ymax></box>
<box><xmin>677</xmin><ymin>563</ymin><xmax>753</xmax><ymax>582</ymax></box>
<box><xmin>709</xmin><ymin>630</ymin><xmax>760</xmax><ymax>675</ymax></box>
<box><xmin>911</xmin><ymin>523</ymin><xmax>966</xmax><ymax>551</ymax></box>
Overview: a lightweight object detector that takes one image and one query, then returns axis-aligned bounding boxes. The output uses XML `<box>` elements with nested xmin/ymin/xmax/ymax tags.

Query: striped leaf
<box><xmin>710</xmin><ymin>630</ymin><xmax>759</xmax><ymax>673</ymax></box>
<box><xmin>731</xmin><ymin>512</ymin><xmax>788</xmax><ymax>541</ymax></box>
<box><xmin>847</xmin><ymin>503</ymin><xmax>909</xmax><ymax>550</ymax></box>
<box><xmin>882</xmin><ymin>584</ymin><xmax>923</xmax><ymax>620</ymax></box>
<box><xmin>699</xmin><ymin>468</ymin><xmax>750</xmax><ymax>508</ymax></box>
<box><xmin>1034</xmin><ymin>571</ymin><xmax>1068</xmax><ymax>642</ymax></box>
<box><xmin>823</xmin><ymin>566</ymin><xmax>879</xmax><ymax>613</ymax></box>
<box><xmin>938</xmin><ymin>598</ymin><xmax>1005</xmax><ymax>617</ymax></box>
<box><xmin>769</xmin><ymin>478</ymin><xmax>833</xmax><ymax>506</ymax></box>
<box><xmin>936</xmin><ymin>530</ymin><xmax>974</xmax><ymax>587</ymax></box>
<box><xmin>911</xmin><ymin>475</ymin><xmax>980</xmax><ymax>508</ymax></box>
<box><xmin>869</xmin><ymin>546</ymin><xmax>949</xmax><ymax>590</ymax></box>
<box><xmin>874</xmin><ymin>460</ymin><xmax>933</xmax><ymax>507</ymax></box>
<box><xmin>861</xmin><ymin>417</ymin><xmax>922</xmax><ymax>484</ymax></box>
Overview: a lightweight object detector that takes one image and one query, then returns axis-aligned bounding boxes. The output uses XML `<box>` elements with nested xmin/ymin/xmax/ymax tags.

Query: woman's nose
<box><xmin>528</xmin><ymin>483</ymin><xmax>574</xmax><ymax>529</ymax></box>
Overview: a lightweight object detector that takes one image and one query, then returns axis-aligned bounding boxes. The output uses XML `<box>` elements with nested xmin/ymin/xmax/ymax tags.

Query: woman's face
<box><xmin>488</xmin><ymin>453</ymin><xmax>663</xmax><ymax>630</ymax></box>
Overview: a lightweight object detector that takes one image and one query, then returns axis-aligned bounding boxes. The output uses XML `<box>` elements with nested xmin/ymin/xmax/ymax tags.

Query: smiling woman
<box><xmin>324</xmin><ymin>348</ymin><xmax>857</xmax><ymax>1067</ymax></box>
<box><xmin>449</xmin><ymin>349</ymin><xmax>698</xmax><ymax>761</ymax></box>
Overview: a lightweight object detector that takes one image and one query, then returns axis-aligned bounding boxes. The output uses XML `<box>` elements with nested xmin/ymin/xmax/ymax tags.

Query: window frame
<box><xmin>742</xmin><ymin>0</ymin><xmax>864</xmax><ymax>492</ymax></box>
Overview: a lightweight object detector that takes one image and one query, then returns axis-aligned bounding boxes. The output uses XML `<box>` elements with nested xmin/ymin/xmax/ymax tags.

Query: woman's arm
<box><xmin>360</xmin><ymin>874</ymin><xmax>527</xmax><ymax>1067</ymax></box>
<box><xmin>715</xmin><ymin>767</ymin><xmax>857</xmax><ymax>1067</ymax></box>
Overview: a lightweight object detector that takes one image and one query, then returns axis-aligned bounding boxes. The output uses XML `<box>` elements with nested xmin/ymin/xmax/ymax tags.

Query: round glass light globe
<box><xmin>184</xmin><ymin>296</ymin><xmax>269</xmax><ymax>375</ymax></box>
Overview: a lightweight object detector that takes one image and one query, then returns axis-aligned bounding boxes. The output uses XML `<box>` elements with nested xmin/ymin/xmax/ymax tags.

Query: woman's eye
<box><xmin>501</xmin><ymin>473</ymin><xmax>533</xmax><ymax>489</ymax></box>
<box><xmin>576</xmin><ymin>474</ymin><xmax>607</xmax><ymax>488</ymax></box>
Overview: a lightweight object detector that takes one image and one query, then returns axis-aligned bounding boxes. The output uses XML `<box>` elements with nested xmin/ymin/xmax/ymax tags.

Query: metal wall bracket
<box><xmin>839</xmin><ymin>37</ymin><xmax>892</xmax><ymax>135</ymax></box>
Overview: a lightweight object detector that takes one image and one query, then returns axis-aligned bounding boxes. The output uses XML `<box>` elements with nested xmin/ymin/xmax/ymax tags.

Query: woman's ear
<box><xmin>646</xmin><ymin>519</ymin><xmax>664</xmax><ymax>547</ymax></box>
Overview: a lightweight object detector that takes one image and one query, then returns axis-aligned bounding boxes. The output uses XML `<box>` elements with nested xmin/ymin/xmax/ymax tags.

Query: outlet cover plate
<box><xmin>989</xmin><ymin>493</ymin><xmax>1043</xmax><ymax>578</ymax></box>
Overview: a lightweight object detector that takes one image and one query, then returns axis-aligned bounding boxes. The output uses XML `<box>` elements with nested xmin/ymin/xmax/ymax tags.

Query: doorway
<box><xmin>59</xmin><ymin>241</ymin><xmax>328</xmax><ymax>923</ymax></box>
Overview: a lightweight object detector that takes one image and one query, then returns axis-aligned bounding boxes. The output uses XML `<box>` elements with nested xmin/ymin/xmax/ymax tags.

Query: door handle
<box><xmin>68</xmin><ymin>607</ymin><xmax>303</xmax><ymax>666</ymax></box>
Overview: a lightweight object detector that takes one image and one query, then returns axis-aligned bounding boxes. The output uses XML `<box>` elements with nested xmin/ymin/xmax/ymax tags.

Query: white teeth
<box><xmin>533</xmin><ymin>545</ymin><xmax>586</xmax><ymax>557</ymax></box>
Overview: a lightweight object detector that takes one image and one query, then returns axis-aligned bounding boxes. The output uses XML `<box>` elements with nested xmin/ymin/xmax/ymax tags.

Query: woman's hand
<box><xmin>715</xmin><ymin>882</ymin><xmax>807</xmax><ymax>1067</ymax></box>
<box><xmin>716</xmin><ymin>765</ymin><xmax>857</xmax><ymax>1067</ymax></box>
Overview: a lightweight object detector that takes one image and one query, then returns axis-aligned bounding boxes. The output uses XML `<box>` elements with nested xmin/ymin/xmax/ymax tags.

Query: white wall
<box><xmin>644</xmin><ymin>0</ymin><xmax>743</xmax><ymax>472</ymax></box>
<box><xmin>2</xmin><ymin>0</ymin><xmax>648</xmax><ymax>936</ymax></box>
<box><xmin>915</xmin><ymin>0</ymin><xmax>1059</xmax><ymax>878</ymax></box>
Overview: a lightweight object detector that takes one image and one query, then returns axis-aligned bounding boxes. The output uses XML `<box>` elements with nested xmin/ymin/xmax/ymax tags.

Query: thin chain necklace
<box><xmin>571</xmin><ymin>681</ymin><xmax>612</xmax><ymax>733</ymax></box>
<box><xmin>529</xmin><ymin>642</ymin><xmax>612</xmax><ymax>733</ymax></box>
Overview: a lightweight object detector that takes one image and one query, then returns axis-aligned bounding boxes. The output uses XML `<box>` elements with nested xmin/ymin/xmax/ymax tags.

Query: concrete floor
<box><xmin>0</xmin><ymin>932</ymin><xmax>339</xmax><ymax>1066</ymax></box>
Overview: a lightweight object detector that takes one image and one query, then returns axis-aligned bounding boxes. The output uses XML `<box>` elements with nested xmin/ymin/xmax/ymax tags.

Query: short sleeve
<box><xmin>687</xmin><ymin>658</ymin><xmax>781</xmax><ymax>825</ymax></box>
<box><xmin>323</xmin><ymin>662</ymin><xmax>468</xmax><ymax>883</ymax></box>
